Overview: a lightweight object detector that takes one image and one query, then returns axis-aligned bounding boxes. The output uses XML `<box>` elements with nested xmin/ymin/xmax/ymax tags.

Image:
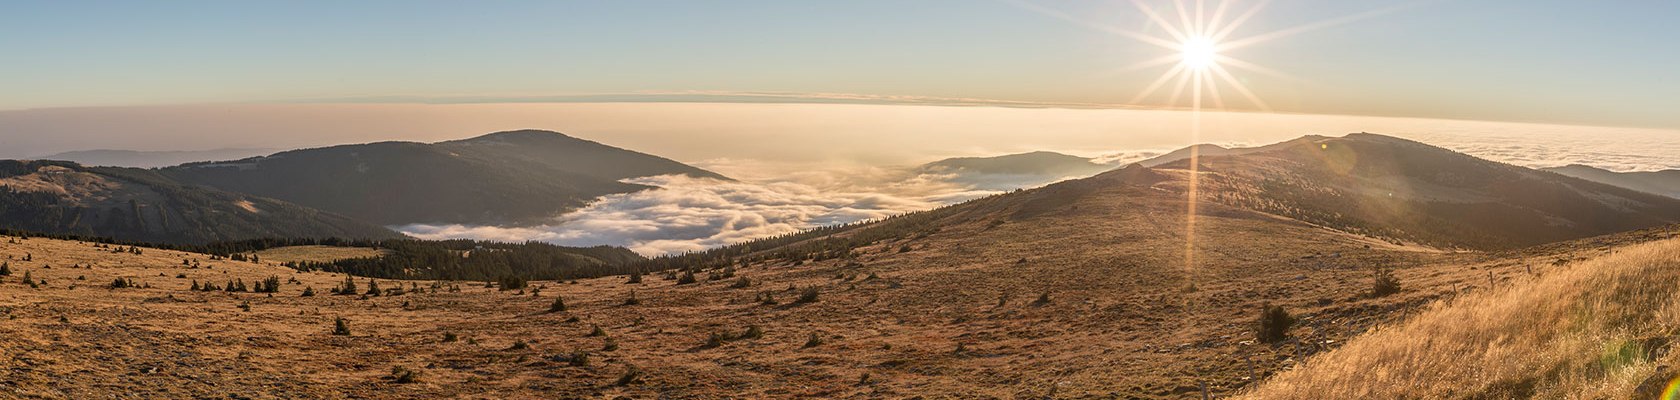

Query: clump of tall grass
<box><xmin>1242</xmin><ymin>239</ymin><xmax>1680</xmax><ymax>399</ymax></box>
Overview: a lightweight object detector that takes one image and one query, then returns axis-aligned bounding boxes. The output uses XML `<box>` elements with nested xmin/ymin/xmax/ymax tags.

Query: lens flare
<box><xmin>1663</xmin><ymin>377</ymin><xmax>1680</xmax><ymax>400</ymax></box>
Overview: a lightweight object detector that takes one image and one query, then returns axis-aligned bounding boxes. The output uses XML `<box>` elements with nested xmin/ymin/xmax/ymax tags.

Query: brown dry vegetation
<box><xmin>2</xmin><ymin>181</ymin><xmax>1664</xmax><ymax>399</ymax></box>
<box><xmin>1243</xmin><ymin>235</ymin><xmax>1680</xmax><ymax>399</ymax></box>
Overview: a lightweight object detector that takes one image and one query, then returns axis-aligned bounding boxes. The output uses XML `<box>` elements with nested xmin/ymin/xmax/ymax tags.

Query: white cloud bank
<box><xmin>396</xmin><ymin>164</ymin><xmax>1071</xmax><ymax>256</ymax></box>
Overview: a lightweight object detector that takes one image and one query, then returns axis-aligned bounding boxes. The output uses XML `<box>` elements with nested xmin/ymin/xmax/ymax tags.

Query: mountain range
<box><xmin>1541</xmin><ymin>164</ymin><xmax>1680</xmax><ymax>198</ymax></box>
<box><xmin>0</xmin><ymin>130</ymin><xmax>728</xmax><ymax>244</ymax></box>
<box><xmin>156</xmin><ymin>130</ymin><xmax>727</xmax><ymax>226</ymax></box>
<box><xmin>0</xmin><ymin>160</ymin><xmax>399</xmax><ymax>244</ymax></box>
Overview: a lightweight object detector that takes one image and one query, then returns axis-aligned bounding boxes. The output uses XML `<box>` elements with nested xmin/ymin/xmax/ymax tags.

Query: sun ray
<box><xmin>1173</xmin><ymin>0</ymin><xmax>1196</xmax><ymax>38</ymax></box>
<box><xmin>1122</xmin><ymin>54</ymin><xmax>1188</xmax><ymax>73</ymax></box>
<box><xmin>1214</xmin><ymin>55</ymin><xmax>1297</xmax><ymax>82</ymax></box>
<box><xmin>1202</xmin><ymin>68</ymin><xmax>1227</xmax><ymax>110</ymax></box>
<box><xmin>1129</xmin><ymin>0</ymin><xmax>1190</xmax><ymax>42</ymax></box>
<box><xmin>1218</xmin><ymin>1</ymin><xmax>1424</xmax><ymax>52</ymax></box>
<box><xmin>1194</xmin><ymin>0</ymin><xmax>1207</xmax><ymax>37</ymax></box>
<box><xmin>1128</xmin><ymin>63</ymin><xmax>1189</xmax><ymax>104</ymax></box>
<box><xmin>1210</xmin><ymin>0</ymin><xmax>1272</xmax><ymax>43</ymax></box>
<box><xmin>1206</xmin><ymin>0</ymin><xmax>1234</xmax><ymax>39</ymax></box>
<box><xmin>1164</xmin><ymin>66</ymin><xmax>1195</xmax><ymax>107</ymax></box>
<box><xmin>1005</xmin><ymin>0</ymin><xmax>1183</xmax><ymax>50</ymax></box>
<box><xmin>1209</xmin><ymin>63</ymin><xmax>1271</xmax><ymax>111</ymax></box>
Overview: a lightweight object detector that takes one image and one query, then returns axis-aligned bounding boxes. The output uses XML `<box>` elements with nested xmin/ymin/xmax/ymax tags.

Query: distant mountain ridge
<box><xmin>1542</xmin><ymin>164</ymin><xmax>1680</xmax><ymax>199</ymax></box>
<box><xmin>919</xmin><ymin>151</ymin><xmax>1115</xmax><ymax>177</ymax></box>
<box><xmin>0</xmin><ymin>160</ymin><xmax>401</xmax><ymax>244</ymax></box>
<box><xmin>36</xmin><ymin>148</ymin><xmax>281</xmax><ymax>168</ymax></box>
<box><xmin>158</xmin><ymin>130</ymin><xmax>728</xmax><ymax>226</ymax></box>
<box><xmin>1135</xmin><ymin>133</ymin><xmax>1680</xmax><ymax>249</ymax></box>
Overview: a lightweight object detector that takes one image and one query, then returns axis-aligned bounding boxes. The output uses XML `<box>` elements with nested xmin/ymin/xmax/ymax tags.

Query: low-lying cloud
<box><xmin>397</xmin><ymin>164</ymin><xmax>1087</xmax><ymax>256</ymax></box>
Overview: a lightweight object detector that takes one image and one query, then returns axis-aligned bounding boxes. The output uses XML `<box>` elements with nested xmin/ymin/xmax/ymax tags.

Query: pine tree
<box><xmin>337</xmin><ymin>276</ymin><xmax>356</xmax><ymax>295</ymax></box>
<box><xmin>1256</xmin><ymin>303</ymin><xmax>1296</xmax><ymax>343</ymax></box>
<box><xmin>1371</xmin><ymin>268</ymin><xmax>1402</xmax><ymax>298</ymax></box>
<box><xmin>333</xmin><ymin>317</ymin><xmax>351</xmax><ymax>336</ymax></box>
<box><xmin>259</xmin><ymin>276</ymin><xmax>281</xmax><ymax>293</ymax></box>
<box><xmin>548</xmin><ymin>297</ymin><xmax>567</xmax><ymax>313</ymax></box>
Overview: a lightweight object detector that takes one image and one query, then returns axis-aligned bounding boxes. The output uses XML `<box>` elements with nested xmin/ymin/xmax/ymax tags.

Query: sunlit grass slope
<box><xmin>1244</xmin><ymin>237</ymin><xmax>1680</xmax><ymax>398</ymax></box>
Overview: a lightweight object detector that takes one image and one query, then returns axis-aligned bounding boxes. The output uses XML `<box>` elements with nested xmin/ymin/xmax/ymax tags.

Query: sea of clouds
<box><xmin>395</xmin><ymin>158</ymin><xmax>1125</xmax><ymax>256</ymax></box>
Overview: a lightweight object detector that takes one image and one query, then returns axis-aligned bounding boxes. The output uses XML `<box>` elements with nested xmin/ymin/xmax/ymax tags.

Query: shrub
<box><xmin>623</xmin><ymin>291</ymin><xmax>641</xmax><ymax>306</ymax></box>
<box><xmin>335</xmin><ymin>276</ymin><xmax>356</xmax><ymax>295</ymax></box>
<box><xmin>443</xmin><ymin>332</ymin><xmax>458</xmax><ymax>343</ymax></box>
<box><xmin>803</xmin><ymin>332</ymin><xmax>824</xmax><ymax>348</ymax></box>
<box><xmin>498</xmin><ymin>275</ymin><xmax>528</xmax><ymax>291</ymax></box>
<box><xmin>549</xmin><ymin>297</ymin><xmax>567</xmax><ymax>313</ymax></box>
<box><xmin>615</xmin><ymin>365</ymin><xmax>642</xmax><ymax>386</ymax></box>
<box><xmin>795</xmin><ymin>287</ymin><xmax>820</xmax><ymax>304</ymax></box>
<box><xmin>257</xmin><ymin>276</ymin><xmax>281</xmax><ymax>293</ymax></box>
<box><xmin>1256</xmin><ymin>303</ymin><xmax>1296</xmax><ymax>343</ymax></box>
<box><xmin>567</xmin><ymin>350</ymin><xmax>590</xmax><ymax>367</ymax></box>
<box><xmin>730</xmin><ymin>276</ymin><xmax>752</xmax><ymax>289</ymax></box>
<box><xmin>333</xmin><ymin>317</ymin><xmax>351</xmax><ymax>336</ymax></box>
<box><xmin>1032</xmin><ymin>291</ymin><xmax>1052</xmax><ymax>306</ymax></box>
<box><xmin>626</xmin><ymin>271</ymin><xmax>643</xmax><ymax>284</ymax></box>
<box><xmin>587</xmin><ymin>324</ymin><xmax>607</xmax><ymax>337</ymax></box>
<box><xmin>741</xmin><ymin>325</ymin><xmax>764</xmax><ymax>340</ymax></box>
<box><xmin>508</xmin><ymin>340</ymin><xmax>530</xmax><ymax>350</ymax></box>
<box><xmin>676</xmin><ymin>270</ymin><xmax>698</xmax><ymax>285</ymax></box>
<box><xmin>703</xmin><ymin>332</ymin><xmax>728</xmax><ymax>349</ymax></box>
<box><xmin>301</xmin><ymin>286</ymin><xmax>315</xmax><ymax>297</ymax></box>
<box><xmin>391</xmin><ymin>366</ymin><xmax>419</xmax><ymax>384</ymax></box>
<box><xmin>1371</xmin><ymin>268</ymin><xmax>1401</xmax><ymax>298</ymax></box>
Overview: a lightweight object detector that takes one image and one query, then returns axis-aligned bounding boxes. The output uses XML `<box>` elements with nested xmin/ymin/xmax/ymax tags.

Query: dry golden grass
<box><xmin>1</xmin><ymin>173</ymin><xmax>1673</xmax><ymax>398</ymax></box>
<box><xmin>1243</xmin><ymin>236</ymin><xmax>1680</xmax><ymax>399</ymax></box>
<box><xmin>253</xmin><ymin>245</ymin><xmax>389</xmax><ymax>264</ymax></box>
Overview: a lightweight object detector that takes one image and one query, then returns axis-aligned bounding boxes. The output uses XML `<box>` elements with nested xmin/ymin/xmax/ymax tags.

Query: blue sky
<box><xmin>3</xmin><ymin>0</ymin><xmax>1677</xmax><ymax>128</ymax></box>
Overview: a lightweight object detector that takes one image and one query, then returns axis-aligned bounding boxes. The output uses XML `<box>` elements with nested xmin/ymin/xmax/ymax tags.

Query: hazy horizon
<box><xmin>6</xmin><ymin>102</ymin><xmax>1678</xmax><ymax>171</ymax></box>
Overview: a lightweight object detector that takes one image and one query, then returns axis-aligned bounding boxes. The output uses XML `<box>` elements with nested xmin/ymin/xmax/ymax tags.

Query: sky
<box><xmin>3</xmin><ymin>0</ymin><xmax>1678</xmax><ymax>128</ymax></box>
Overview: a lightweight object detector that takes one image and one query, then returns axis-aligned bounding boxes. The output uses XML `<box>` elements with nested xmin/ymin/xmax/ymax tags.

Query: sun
<box><xmin>1179</xmin><ymin>37</ymin><xmax>1217</xmax><ymax>71</ymax></box>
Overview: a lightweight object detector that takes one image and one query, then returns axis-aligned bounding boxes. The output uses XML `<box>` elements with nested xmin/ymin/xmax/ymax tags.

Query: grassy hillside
<box><xmin>1243</xmin><ymin>236</ymin><xmax>1680</xmax><ymax>399</ymax></box>
<box><xmin>1147</xmin><ymin>134</ymin><xmax>1680</xmax><ymax>249</ymax></box>
<box><xmin>0</xmin><ymin>160</ymin><xmax>401</xmax><ymax>244</ymax></box>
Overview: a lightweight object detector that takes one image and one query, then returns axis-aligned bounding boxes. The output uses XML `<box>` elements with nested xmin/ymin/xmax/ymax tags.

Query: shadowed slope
<box><xmin>1545</xmin><ymin>164</ymin><xmax>1680</xmax><ymax>199</ymax></box>
<box><xmin>0</xmin><ymin>160</ymin><xmax>400</xmax><ymax>244</ymax></box>
<box><xmin>159</xmin><ymin>130</ymin><xmax>727</xmax><ymax>225</ymax></box>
